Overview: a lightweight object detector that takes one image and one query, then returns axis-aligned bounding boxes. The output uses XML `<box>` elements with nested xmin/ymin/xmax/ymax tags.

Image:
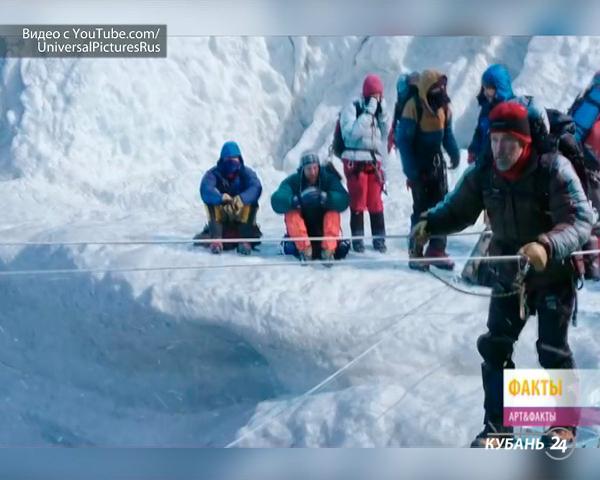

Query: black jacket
<box><xmin>426</xmin><ymin>152</ymin><xmax>593</xmax><ymax>286</ymax></box>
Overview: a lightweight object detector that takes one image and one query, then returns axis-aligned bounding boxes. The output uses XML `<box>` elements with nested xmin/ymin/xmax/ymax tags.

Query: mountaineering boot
<box><xmin>350</xmin><ymin>211</ymin><xmax>365</xmax><ymax>253</ymax></box>
<box><xmin>298</xmin><ymin>246</ymin><xmax>313</xmax><ymax>264</ymax></box>
<box><xmin>236</xmin><ymin>242</ymin><xmax>252</xmax><ymax>256</ymax></box>
<box><xmin>208</xmin><ymin>219</ymin><xmax>224</xmax><ymax>254</ymax></box>
<box><xmin>210</xmin><ymin>242</ymin><xmax>223</xmax><ymax>254</ymax></box>
<box><xmin>470</xmin><ymin>422</ymin><xmax>514</xmax><ymax>448</ymax></box>
<box><xmin>321</xmin><ymin>248</ymin><xmax>335</xmax><ymax>267</ymax></box>
<box><xmin>424</xmin><ymin>246</ymin><xmax>455</xmax><ymax>270</ymax></box>
<box><xmin>540</xmin><ymin>426</ymin><xmax>576</xmax><ymax>448</ymax></box>
<box><xmin>370</xmin><ymin>211</ymin><xmax>387</xmax><ymax>253</ymax></box>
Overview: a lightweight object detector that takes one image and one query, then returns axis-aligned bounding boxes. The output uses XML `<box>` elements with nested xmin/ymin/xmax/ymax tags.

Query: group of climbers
<box><xmin>195</xmin><ymin>67</ymin><xmax>600</xmax><ymax>278</ymax></box>
<box><xmin>194</xmin><ymin>65</ymin><xmax>600</xmax><ymax>447</ymax></box>
<box><xmin>195</xmin><ymin>73</ymin><xmax>393</xmax><ymax>263</ymax></box>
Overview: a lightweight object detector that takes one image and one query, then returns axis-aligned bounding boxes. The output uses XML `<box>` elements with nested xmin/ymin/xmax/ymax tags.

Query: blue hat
<box><xmin>219</xmin><ymin>141</ymin><xmax>242</xmax><ymax>160</ymax></box>
<box><xmin>481</xmin><ymin>64</ymin><xmax>514</xmax><ymax>102</ymax></box>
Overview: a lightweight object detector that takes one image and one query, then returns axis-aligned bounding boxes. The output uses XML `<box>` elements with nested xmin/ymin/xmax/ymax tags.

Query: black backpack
<box><xmin>500</xmin><ymin>99</ymin><xmax>589</xmax><ymax>194</ymax></box>
<box><xmin>541</xmin><ymin>108</ymin><xmax>589</xmax><ymax>194</ymax></box>
<box><xmin>331</xmin><ymin>101</ymin><xmax>362</xmax><ymax>158</ymax></box>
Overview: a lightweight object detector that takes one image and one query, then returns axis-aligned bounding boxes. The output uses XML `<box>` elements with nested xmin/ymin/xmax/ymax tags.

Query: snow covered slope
<box><xmin>1</xmin><ymin>36</ymin><xmax>599</xmax><ymax>446</ymax></box>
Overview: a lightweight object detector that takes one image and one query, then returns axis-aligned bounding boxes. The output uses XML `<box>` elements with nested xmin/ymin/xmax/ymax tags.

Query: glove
<box><xmin>232</xmin><ymin>195</ymin><xmax>244</xmax><ymax>217</ymax></box>
<box><xmin>411</xmin><ymin>219</ymin><xmax>429</xmax><ymax>247</ymax></box>
<box><xmin>365</xmin><ymin>96</ymin><xmax>378</xmax><ymax>115</ymax></box>
<box><xmin>375</xmin><ymin>99</ymin><xmax>383</xmax><ymax>118</ymax></box>
<box><xmin>300</xmin><ymin>187</ymin><xmax>323</xmax><ymax>208</ymax></box>
<box><xmin>449</xmin><ymin>156</ymin><xmax>459</xmax><ymax>170</ymax></box>
<box><xmin>319</xmin><ymin>191</ymin><xmax>328</xmax><ymax>207</ymax></box>
<box><xmin>467</xmin><ymin>151</ymin><xmax>476</xmax><ymax>165</ymax></box>
<box><xmin>518</xmin><ymin>242</ymin><xmax>548</xmax><ymax>272</ymax></box>
<box><xmin>221</xmin><ymin>193</ymin><xmax>233</xmax><ymax>205</ymax></box>
<box><xmin>291</xmin><ymin>195</ymin><xmax>301</xmax><ymax>209</ymax></box>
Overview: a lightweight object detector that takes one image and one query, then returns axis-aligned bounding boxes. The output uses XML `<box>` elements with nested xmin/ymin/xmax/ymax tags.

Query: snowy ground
<box><xmin>1</xmin><ymin>36</ymin><xmax>600</xmax><ymax>447</ymax></box>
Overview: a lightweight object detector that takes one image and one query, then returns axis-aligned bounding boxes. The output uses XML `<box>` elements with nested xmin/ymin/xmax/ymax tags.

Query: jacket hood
<box><xmin>217</xmin><ymin>141</ymin><xmax>245</xmax><ymax>175</ymax></box>
<box><xmin>417</xmin><ymin>69</ymin><xmax>447</xmax><ymax>112</ymax></box>
<box><xmin>479</xmin><ymin>64</ymin><xmax>514</xmax><ymax>105</ymax></box>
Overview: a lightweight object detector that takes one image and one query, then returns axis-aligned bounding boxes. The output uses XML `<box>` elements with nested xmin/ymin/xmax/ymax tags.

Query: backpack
<box><xmin>569</xmin><ymin>86</ymin><xmax>600</xmax><ymax>171</ymax></box>
<box><xmin>540</xmin><ymin>108</ymin><xmax>589</xmax><ymax>194</ymax></box>
<box><xmin>392</xmin><ymin>84</ymin><xmax>420</xmax><ymax>130</ymax></box>
<box><xmin>331</xmin><ymin>101</ymin><xmax>362</xmax><ymax>158</ymax></box>
<box><xmin>388</xmin><ymin>89</ymin><xmax>438</xmax><ymax>153</ymax></box>
<box><xmin>568</xmin><ymin>85</ymin><xmax>600</xmax><ymax>141</ymax></box>
<box><xmin>503</xmin><ymin>96</ymin><xmax>589</xmax><ymax>192</ymax></box>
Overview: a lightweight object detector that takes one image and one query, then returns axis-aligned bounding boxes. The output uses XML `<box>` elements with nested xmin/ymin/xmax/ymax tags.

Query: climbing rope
<box><xmin>224</xmin><ymin>286</ymin><xmax>446</xmax><ymax>448</ymax></box>
<box><xmin>0</xmin><ymin>252</ymin><xmax>525</xmax><ymax>277</ymax></box>
<box><xmin>0</xmin><ymin>230</ymin><xmax>485</xmax><ymax>247</ymax></box>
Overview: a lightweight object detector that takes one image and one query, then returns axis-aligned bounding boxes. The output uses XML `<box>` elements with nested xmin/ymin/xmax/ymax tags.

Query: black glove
<box><xmin>375</xmin><ymin>100</ymin><xmax>382</xmax><ymax>118</ymax></box>
<box><xmin>300</xmin><ymin>187</ymin><xmax>323</xmax><ymax>208</ymax></box>
<box><xmin>449</xmin><ymin>156</ymin><xmax>459</xmax><ymax>170</ymax></box>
